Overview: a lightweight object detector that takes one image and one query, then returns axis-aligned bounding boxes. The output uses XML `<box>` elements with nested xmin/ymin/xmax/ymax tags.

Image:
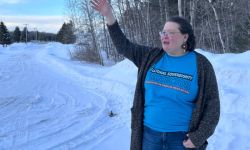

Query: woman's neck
<box><xmin>165</xmin><ymin>49</ymin><xmax>187</xmax><ymax>56</ymax></box>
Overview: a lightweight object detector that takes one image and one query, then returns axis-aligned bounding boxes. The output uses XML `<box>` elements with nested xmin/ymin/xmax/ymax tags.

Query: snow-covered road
<box><xmin>0</xmin><ymin>43</ymin><xmax>132</xmax><ymax>150</ymax></box>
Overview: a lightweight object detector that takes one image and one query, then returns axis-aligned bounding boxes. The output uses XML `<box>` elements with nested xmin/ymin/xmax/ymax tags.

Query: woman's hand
<box><xmin>183</xmin><ymin>134</ymin><xmax>195</xmax><ymax>148</ymax></box>
<box><xmin>90</xmin><ymin>0</ymin><xmax>116</xmax><ymax>25</ymax></box>
<box><xmin>91</xmin><ymin>0</ymin><xmax>112</xmax><ymax>17</ymax></box>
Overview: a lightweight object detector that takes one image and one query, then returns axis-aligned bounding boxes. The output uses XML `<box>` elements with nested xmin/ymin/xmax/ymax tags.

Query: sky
<box><xmin>0</xmin><ymin>42</ymin><xmax>250</xmax><ymax>149</ymax></box>
<box><xmin>0</xmin><ymin>0</ymin><xmax>69</xmax><ymax>33</ymax></box>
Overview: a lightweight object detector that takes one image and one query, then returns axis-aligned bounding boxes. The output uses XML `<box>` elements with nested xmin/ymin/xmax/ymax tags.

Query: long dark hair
<box><xmin>167</xmin><ymin>16</ymin><xmax>196</xmax><ymax>51</ymax></box>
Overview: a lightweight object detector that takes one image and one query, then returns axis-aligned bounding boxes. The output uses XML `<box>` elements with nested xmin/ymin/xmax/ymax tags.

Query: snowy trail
<box><xmin>0</xmin><ymin>43</ymin><xmax>130</xmax><ymax>149</ymax></box>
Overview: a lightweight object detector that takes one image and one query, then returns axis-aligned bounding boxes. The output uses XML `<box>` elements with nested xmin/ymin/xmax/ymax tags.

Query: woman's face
<box><xmin>160</xmin><ymin>21</ymin><xmax>188</xmax><ymax>53</ymax></box>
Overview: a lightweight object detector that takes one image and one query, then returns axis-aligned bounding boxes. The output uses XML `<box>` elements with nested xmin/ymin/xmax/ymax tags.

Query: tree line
<box><xmin>66</xmin><ymin>0</ymin><xmax>250</xmax><ymax>65</ymax></box>
<box><xmin>0</xmin><ymin>21</ymin><xmax>76</xmax><ymax>47</ymax></box>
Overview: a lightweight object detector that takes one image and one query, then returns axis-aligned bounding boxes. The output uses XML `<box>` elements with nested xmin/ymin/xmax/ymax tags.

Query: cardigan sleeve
<box><xmin>107</xmin><ymin>21</ymin><xmax>152</xmax><ymax>68</ymax></box>
<box><xmin>188</xmin><ymin>57</ymin><xmax>220</xmax><ymax>148</ymax></box>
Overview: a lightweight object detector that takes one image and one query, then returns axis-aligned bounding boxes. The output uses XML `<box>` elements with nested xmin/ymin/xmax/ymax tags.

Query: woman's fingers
<box><xmin>90</xmin><ymin>0</ymin><xmax>113</xmax><ymax>19</ymax></box>
<box><xmin>183</xmin><ymin>138</ymin><xmax>195</xmax><ymax>148</ymax></box>
<box><xmin>90</xmin><ymin>0</ymin><xmax>106</xmax><ymax>11</ymax></box>
<box><xmin>91</xmin><ymin>0</ymin><xmax>100</xmax><ymax>5</ymax></box>
<box><xmin>100</xmin><ymin>0</ymin><xmax>107</xmax><ymax>6</ymax></box>
<box><xmin>90</xmin><ymin>0</ymin><xmax>100</xmax><ymax>10</ymax></box>
<box><xmin>90</xmin><ymin>0</ymin><xmax>106</xmax><ymax>8</ymax></box>
<box><xmin>90</xmin><ymin>0</ymin><xmax>100</xmax><ymax>9</ymax></box>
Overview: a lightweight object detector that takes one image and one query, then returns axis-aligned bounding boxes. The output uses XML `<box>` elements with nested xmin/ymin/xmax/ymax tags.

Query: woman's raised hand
<box><xmin>91</xmin><ymin>0</ymin><xmax>112</xmax><ymax>17</ymax></box>
<box><xmin>91</xmin><ymin>0</ymin><xmax>116</xmax><ymax>25</ymax></box>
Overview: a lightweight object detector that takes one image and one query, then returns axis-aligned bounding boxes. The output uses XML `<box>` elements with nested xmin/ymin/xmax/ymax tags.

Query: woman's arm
<box><xmin>107</xmin><ymin>21</ymin><xmax>152</xmax><ymax>67</ymax></box>
<box><xmin>189</xmin><ymin>58</ymin><xmax>220</xmax><ymax>148</ymax></box>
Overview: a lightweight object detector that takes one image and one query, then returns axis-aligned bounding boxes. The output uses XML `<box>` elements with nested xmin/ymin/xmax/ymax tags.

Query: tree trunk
<box><xmin>190</xmin><ymin>0</ymin><xmax>197</xmax><ymax>27</ymax></box>
<box><xmin>159</xmin><ymin>0</ymin><xmax>164</xmax><ymax>24</ymax></box>
<box><xmin>84</xmin><ymin>0</ymin><xmax>103</xmax><ymax>65</ymax></box>
<box><xmin>209</xmin><ymin>1</ymin><xmax>226</xmax><ymax>53</ymax></box>
<box><xmin>178</xmin><ymin>0</ymin><xmax>182</xmax><ymax>17</ymax></box>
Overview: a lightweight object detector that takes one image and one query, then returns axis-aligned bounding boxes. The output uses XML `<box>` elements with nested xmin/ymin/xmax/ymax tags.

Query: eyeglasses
<box><xmin>159</xmin><ymin>31</ymin><xmax>180</xmax><ymax>37</ymax></box>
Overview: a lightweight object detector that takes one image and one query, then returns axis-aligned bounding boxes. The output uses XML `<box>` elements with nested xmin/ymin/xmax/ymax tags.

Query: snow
<box><xmin>0</xmin><ymin>43</ymin><xmax>249</xmax><ymax>150</ymax></box>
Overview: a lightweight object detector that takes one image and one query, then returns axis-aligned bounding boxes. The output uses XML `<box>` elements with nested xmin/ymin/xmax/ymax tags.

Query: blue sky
<box><xmin>0</xmin><ymin>0</ymin><xmax>68</xmax><ymax>33</ymax></box>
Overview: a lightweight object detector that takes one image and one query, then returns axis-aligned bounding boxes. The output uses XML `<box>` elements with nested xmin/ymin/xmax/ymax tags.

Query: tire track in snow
<box><xmin>0</xmin><ymin>44</ymin><xmax>132</xmax><ymax>149</ymax></box>
<box><xmin>36</xmin><ymin>46</ymin><xmax>132</xmax><ymax>149</ymax></box>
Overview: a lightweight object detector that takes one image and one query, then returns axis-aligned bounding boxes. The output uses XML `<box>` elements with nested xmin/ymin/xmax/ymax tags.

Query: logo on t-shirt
<box><xmin>145</xmin><ymin>67</ymin><xmax>194</xmax><ymax>94</ymax></box>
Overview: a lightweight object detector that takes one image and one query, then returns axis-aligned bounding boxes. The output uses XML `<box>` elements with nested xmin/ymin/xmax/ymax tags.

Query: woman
<box><xmin>91</xmin><ymin>0</ymin><xmax>220</xmax><ymax>150</ymax></box>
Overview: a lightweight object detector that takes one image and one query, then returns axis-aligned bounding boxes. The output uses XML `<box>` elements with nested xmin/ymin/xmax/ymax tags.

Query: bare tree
<box><xmin>208</xmin><ymin>0</ymin><xmax>226</xmax><ymax>53</ymax></box>
<box><xmin>178</xmin><ymin>0</ymin><xmax>182</xmax><ymax>17</ymax></box>
<box><xmin>66</xmin><ymin>0</ymin><xmax>103</xmax><ymax>65</ymax></box>
<box><xmin>66</xmin><ymin>0</ymin><xmax>249</xmax><ymax>64</ymax></box>
<box><xmin>190</xmin><ymin>0</ymin><xmax>199</xmax><ymax>27</ymax></box>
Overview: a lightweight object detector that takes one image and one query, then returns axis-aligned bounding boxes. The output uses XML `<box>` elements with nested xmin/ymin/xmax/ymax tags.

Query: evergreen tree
<box><xmin>0</xmin><ymin>22</ymin><xmax>11</xmax><ymax>47</ymax></box>
<box><xmin>57</xmin><ymin>21</ymin><xmax>76</xmax><ymax>44</ymax></box>
<box><xmin>56</xmin><ymin>23</ymin><xmax>66</xmax><ymax>43</ymax></box>
<box><xmin>64</xmin><ymin>21</ymin><xmax>76</xmax><ymax>44</ymax></box>
<box><xmin>13</xmin><ymin>26</ymin><xmax>21</xmax><ymax>43</ymax></box>
<box><xmin>21</xmin><ymin>27</ymin><xmax>29</xmax><ymax>43</ymax></box>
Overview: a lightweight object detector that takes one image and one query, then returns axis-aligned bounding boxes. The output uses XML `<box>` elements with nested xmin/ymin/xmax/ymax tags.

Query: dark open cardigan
<box><xmin>107</xmin><ymin>21</ymin><xmax>220</xmax><ymax>150</ymax></box>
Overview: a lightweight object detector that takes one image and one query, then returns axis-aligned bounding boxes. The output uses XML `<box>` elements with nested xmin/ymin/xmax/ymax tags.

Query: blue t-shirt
<box><xmin>144</xmin><ymin>51</ymin><xmax>198</xmax><ymax>132</ymax></box>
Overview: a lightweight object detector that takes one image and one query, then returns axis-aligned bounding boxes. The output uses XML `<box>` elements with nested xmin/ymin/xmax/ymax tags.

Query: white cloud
<box><xmin>1</xmin><ymin>15</ymin><xmax>70</xmax><ymax>33</ymax></box>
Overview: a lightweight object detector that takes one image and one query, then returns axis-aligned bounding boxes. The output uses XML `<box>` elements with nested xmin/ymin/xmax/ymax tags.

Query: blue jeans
<box><xmin>142</xmin><ymin>126</ymin><xmax>187</xmax><ymax>150</ymax></box>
